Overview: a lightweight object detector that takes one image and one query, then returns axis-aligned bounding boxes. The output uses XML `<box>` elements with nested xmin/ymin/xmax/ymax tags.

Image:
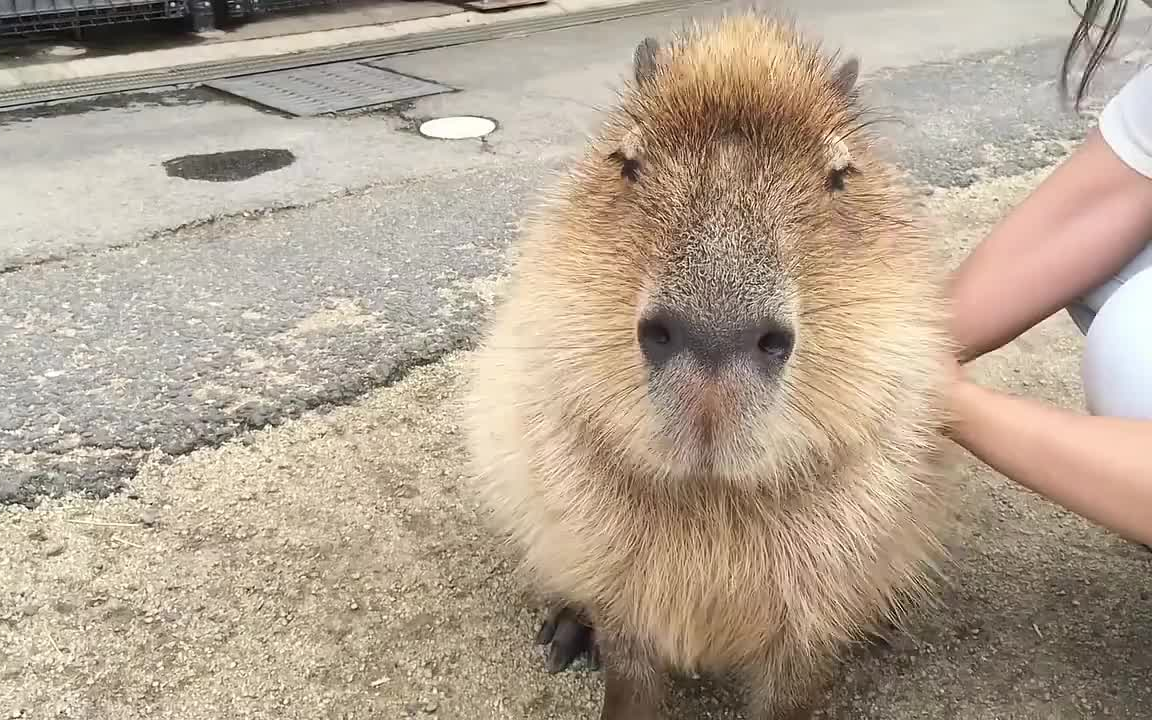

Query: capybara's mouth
<box><xmin>652</xmin><ymin>402</ymin><xmax>734</xmax><ymax>463</ymax></box>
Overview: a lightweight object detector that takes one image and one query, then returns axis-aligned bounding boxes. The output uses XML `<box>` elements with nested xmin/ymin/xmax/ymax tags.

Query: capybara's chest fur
<box><xmin>480</xmin><ymin>429</ymin><xmax>944</xmax><ymax>676</ymax></box>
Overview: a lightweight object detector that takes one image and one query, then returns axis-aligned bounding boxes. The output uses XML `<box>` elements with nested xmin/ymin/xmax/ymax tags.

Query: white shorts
<box><xmin>1064</xmin><ymin>61</ymin><xmax>1152</xmax><ymax>420</ymax></box>
<box><xmin>1067</xmin><ymin>249</ymin><xmax>1152</xmax><ymax>420</ymax></box>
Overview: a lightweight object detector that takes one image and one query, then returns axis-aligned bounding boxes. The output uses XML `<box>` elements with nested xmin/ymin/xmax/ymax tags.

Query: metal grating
<box><xmin>203</xmin><ymin>61</ymin><xmax>453</xmax><ymax>117</ymax></box>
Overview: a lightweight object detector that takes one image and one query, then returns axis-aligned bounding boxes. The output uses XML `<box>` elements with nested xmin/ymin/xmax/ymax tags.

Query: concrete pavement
<box><xmin>2</xmin><ymin>0</ymin><xmax>1152</xmax><ymax>717</ymax></box>
<box><xmin>3</xmin><ymin>0</ymin><xmax>1150</xmax><ymax>504</ymax></box>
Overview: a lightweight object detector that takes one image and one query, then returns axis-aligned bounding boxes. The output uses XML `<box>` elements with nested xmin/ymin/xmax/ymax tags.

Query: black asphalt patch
<box><xmin>162</xmin><ymin>149</ymin><xmax>298</xmax><ymax>182</ymax></box>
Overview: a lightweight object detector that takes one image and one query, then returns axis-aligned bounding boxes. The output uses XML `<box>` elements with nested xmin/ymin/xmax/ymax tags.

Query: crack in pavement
<box><xmin>0</xmin><ymin>168</ymin><xmax>471</xmax><ymax>276</ymax></box>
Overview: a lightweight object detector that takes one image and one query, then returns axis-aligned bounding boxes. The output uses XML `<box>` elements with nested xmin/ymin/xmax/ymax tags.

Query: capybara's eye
<box><xmin>826</xmin><ymin>164</ymin><xmax>855</xmax><ymax>192</ymax></box>
<box><xmin>608</xmin><ymin>150</ymin><xmax>641</xmax><ymax>183</ymax></box>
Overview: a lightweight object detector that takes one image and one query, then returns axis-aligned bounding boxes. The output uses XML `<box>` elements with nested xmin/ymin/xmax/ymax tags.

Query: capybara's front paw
<box><xmin>535</xmin><ymin>602</ymin><xmax>599</xmax><ymax>673</ymax></box>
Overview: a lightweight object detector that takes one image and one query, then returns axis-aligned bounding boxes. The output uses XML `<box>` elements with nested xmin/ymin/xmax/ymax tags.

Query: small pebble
<box><xmin>140</xmin><ymin>507</ymin><xmax>160</xmax><ymax>527</ymax></box>
<box><xmin>43</xmin><ymin>542</ymin><xmax>65</xmax><ymax>558</ymax></box>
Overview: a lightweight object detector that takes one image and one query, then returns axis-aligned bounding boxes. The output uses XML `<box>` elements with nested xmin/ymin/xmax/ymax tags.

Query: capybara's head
<box><xmin>514</xmin><ymin>14</ymin><xmax>947</xmax><ymax>493</ymax></box>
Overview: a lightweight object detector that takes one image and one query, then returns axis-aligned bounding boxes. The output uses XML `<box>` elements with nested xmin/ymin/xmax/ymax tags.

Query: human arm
<box><xmin>949</xmin><ymin>127</ymin><xmax>1152</xmax><ymax>364</ymax></box>
<box><xmin>948</xmin><ymin>373</ymin><xmax>1152</xmax><ymax>546</ymax></box>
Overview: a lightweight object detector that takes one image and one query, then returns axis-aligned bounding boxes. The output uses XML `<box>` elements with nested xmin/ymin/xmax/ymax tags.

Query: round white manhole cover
<box><xmin>418</xmin><ymin>116</ymin><xmax>497</xmax><ymax>140</ymax></box>
<box><xmin>42</xmin><ymin>45</ymin><xmax>86</xmax><ymax>57</ymax></box>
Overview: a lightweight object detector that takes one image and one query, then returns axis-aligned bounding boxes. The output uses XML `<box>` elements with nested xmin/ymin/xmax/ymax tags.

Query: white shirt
<box><xmin>1099</xmin><ymin>62</ymin><xmax>1152</xmax><ymax>180</ymax></box>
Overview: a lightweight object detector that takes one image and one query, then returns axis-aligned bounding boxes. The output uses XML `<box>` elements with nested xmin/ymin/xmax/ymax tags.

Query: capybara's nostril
<box><xmin>640</xmin><ymin>319</ymin><xmax>671</xmax><ymax>346</ymax></box>
<box><xmin>637</xmin><ymin>311</ymin><xmax>685</xmax><ymax>368</ymax></box>
<box><xmin>755</xmin><ymin>325</ymin><xmax>796</xmax><ymax>367</ymax></box>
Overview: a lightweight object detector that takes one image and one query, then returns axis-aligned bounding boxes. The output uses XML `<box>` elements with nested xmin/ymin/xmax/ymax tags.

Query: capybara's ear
<box><xmin>633</xmin><ymin>37</ymin><xmax>663</xmax><ymax>86</ymax></box>
<box><xmin>825</xmin><ymin>132</ymin><xmax>854</xmax><ymax>191</ymax></box>
<box><xmin>831</xmin><ymin>56</ymin><xmax>860</xmax><ymax>96</ymax></box>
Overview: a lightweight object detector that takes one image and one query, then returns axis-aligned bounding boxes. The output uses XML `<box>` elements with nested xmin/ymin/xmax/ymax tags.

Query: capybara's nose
<box><xmin>638</xmin><ymin>309</ymin><xmax>795</xmax><ymax>374</ymax></box>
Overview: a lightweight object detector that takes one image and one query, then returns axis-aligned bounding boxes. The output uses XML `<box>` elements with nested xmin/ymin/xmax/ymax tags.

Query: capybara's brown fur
<box><xmin>463</xmin><ymin>11</ymin><xmax>952</xmax><ymax>719</ymax></box>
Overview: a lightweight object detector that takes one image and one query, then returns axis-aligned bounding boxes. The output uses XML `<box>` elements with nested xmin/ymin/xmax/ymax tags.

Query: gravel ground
<box><xmin>3</xmin><ymin>166</ymin><xmax>1150</xmax><ymax>720</ymax></box>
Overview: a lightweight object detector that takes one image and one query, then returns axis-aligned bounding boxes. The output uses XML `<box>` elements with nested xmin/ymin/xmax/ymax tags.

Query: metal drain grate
<box><xmin>204</xmin><ymin>61</ymin><xmax>454</xmax><ymax>116</ymax></box>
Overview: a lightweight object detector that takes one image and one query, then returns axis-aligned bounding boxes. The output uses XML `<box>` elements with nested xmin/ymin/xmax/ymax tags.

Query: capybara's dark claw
<box><xmin>535</xmin><ymin>603</ymin><xmax>597</xmax><ymax>673</ymax></box>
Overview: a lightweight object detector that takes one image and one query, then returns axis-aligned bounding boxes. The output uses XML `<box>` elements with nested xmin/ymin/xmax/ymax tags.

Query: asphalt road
<box><xmin>1</xmin><ymin>0</ymin><xmax>1150</xmax><ymax>505</ymax></box>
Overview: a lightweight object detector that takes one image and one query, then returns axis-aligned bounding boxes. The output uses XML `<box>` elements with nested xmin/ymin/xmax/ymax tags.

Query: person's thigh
<box><xmin>1080</xmin><ymin>265</ymin><xmax>1152</xmax><ymax>419</ymax></box>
